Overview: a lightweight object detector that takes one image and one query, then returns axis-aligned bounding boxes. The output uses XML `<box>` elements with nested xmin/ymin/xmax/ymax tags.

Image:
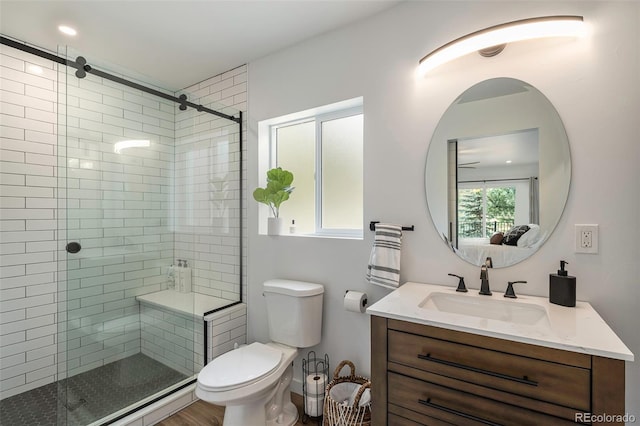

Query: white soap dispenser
<box><xmin>181</xmin><ymin>260</ymin><xmax>192</xmax><ymax>293</ymax></box>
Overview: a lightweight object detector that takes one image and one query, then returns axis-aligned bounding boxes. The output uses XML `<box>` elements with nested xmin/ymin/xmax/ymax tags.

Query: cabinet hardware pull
<box><xmin>418</xmin><ymin>398</ymin><xmax>503</xmax><ymax>426</ymax></box>
<box><xmin>417</xmin><ymin>354</ymin><xmax>538</xmax><ymax>387</ymax></box>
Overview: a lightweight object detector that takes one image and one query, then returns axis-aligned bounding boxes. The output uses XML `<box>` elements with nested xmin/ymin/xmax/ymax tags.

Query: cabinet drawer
<box><xmin>388</xmin><ymin>413</ymin><xmax>424</xmax><ymax>426</ymax></box>
<box><xmin>389</xmin><ymin>404</ymin><xmax>458</xmax><ymax>426</ymax></box>
<box><xmin>389</xmin><ymin>330</ymin><xmax>590</xmax><ymax>411</ymax></box>
<box><xmin>388</xmin><ymin>372</ymin><xmax>578</xmax><ymax>426</ymax></box>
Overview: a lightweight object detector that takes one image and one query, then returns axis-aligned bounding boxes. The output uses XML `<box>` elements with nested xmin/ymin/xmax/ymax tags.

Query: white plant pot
<box><xmin>267</xmin><ymin>217</ymin><xmax>284</xmax><ymax>236</ymax></box>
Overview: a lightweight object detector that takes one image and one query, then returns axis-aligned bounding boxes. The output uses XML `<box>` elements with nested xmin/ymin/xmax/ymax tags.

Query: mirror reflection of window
<box><xmin>458</xmin><ymin>185</ymin><xmax>516</xmax><ymax>239</ymax></box>
<box><xmin>450</xmin><ymin>129</ymin><xmax>539</xmax><ymax>248</ymax></box>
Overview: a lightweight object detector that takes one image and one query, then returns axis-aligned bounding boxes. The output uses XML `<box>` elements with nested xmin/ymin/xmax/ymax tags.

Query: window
<box><xmin>458</xmin><ymin>184</ymin><xmax>516</xmax><ymax>239</ymax></box>
<box><xmin>258</xmin><ymin>98</ymin><xmax>363</xmax><ymax>238</ymax></box>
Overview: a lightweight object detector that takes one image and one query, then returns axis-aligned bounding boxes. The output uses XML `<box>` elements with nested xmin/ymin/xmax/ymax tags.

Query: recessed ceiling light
<box><xmin>58</xmin><ymin>25</ymin><xmax>77</xmax><ymax>36</ymax></box>
<box><xmin>506</xmin><ymin>160</ymin><xmax>513</xmax><ymax>164</ymax></box>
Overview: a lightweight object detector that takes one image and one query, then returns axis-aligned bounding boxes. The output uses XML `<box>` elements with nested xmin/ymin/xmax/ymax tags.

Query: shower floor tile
<box><xmin>0</xmin><ymin>353</ymin><xmax>188</xmax><ymax>426</ymax></box>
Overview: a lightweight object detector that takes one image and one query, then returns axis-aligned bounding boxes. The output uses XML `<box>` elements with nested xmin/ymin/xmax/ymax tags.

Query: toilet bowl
<box><xmin>196</xmin><ymin>279</ymin><xmax>324</xmax><ymax>426</ymax></box>
<box><xmin>196</xmin><ymin>342</ymin><xmax>299</xmax><ymax>426</ymax></box>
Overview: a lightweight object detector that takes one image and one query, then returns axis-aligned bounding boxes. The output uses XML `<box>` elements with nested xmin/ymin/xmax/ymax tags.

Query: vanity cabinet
<box><xmin>371</xmin><ymin>316</ymin><xmax>626</xmax><ymax>426</ymax></box>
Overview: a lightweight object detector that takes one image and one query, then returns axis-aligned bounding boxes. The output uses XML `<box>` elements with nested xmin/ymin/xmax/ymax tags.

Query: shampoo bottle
<box><xmin>181</xmin><ymin>260</ymin><xmax>192</xmax><ymax>293</ymax></box>
<box><xmin>549</xmin><ymin>260</ymin><xmax>576</xmax><ymax>307</ymax></box>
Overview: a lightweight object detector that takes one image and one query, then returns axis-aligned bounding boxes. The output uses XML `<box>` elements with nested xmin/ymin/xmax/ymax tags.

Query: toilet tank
<box><xmin>263</xmin><ymin>279</ymin><xmax>324</xmax><ymax>348</ymax></box>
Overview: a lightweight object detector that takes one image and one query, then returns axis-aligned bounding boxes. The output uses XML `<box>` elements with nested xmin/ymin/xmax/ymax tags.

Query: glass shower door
<box><xmin>57</xmin><ymin>47</ymin><xmax>195</xmax><ymax>425</ymax></box>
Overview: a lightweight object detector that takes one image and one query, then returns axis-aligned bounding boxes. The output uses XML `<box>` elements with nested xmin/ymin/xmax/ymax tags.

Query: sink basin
<box><xmin>419</xmin><ymin>292</ymin><xmax>549</xmax><ymax>326</ymax></box>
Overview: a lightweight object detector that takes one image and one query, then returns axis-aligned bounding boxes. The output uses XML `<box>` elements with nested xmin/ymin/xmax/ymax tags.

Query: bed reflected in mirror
<box><xmin>425</xmin><ymin>78</ymin><xmax>571</xmax><ymax>268</ymax></box>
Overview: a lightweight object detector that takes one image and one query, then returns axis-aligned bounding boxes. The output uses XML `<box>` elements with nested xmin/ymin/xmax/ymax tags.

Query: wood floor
<box><xmin>156</xmin><ymin>393</ymin><xmax>322</xmax><ymax>426</ymax></box>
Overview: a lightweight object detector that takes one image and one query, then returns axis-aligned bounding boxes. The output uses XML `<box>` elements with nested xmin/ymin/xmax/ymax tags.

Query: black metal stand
<box><xmin>301</xmin><ymin>351</ymin><xmax>329</xmax><ymax>424</ymax></box>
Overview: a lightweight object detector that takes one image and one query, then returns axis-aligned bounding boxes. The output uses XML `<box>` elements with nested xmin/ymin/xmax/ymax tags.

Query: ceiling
<box><xmin>0</xmin><ymin>0</ymin><xmax>400</xmax><ymax>91</ymax></box>
<box><xmin>458</xmin><ymin>130</ymin><xmax>539</xmax><ymax>169</ymax></box>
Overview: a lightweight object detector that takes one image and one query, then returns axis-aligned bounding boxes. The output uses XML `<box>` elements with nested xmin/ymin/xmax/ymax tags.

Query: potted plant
<box><xmin>253</xmin><ymin>167</ymin><xmax>294</xmax><ymax>235</ymax></box>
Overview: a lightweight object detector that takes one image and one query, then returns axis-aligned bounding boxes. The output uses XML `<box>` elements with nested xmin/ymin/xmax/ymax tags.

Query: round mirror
<box><xmin>425</xmin><ymin>78</ymin><xmax>571</xmax><ymax>268</ymax></box>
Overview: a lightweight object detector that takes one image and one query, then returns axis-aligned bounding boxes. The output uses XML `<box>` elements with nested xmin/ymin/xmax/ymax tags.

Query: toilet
<box><xmin>196</xmin><ymin>279</ymin><xmax>324</xmax><ymax>426</ymax></box>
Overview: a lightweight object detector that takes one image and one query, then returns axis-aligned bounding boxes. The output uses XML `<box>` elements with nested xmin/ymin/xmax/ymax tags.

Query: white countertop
<box><xmin>366</xmin><ymin>282</ymin><xmax>634</xmax><ymax>361</ymax></box>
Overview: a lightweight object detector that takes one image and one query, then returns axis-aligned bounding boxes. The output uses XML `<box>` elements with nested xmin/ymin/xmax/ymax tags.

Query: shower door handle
<box><xmin>66</xmin><ymin>242</ymin><xmax>81</xmax><ymax>253</ymax></box>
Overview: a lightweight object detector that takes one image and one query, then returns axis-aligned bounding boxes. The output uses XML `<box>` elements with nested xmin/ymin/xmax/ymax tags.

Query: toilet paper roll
<box><xmin>344</xmin><ymin>291</ymin><xmax>368</xmax><ymax>313</ymax></box>
<box><xmin>304</xmin><ymin>394</ymin><xmax>325</xmax><ymax>417</ymax></box>
<box><xmin>305</xmin><ymin>373</ymin><xmax>327</xmax><ymax>396</ymax></box>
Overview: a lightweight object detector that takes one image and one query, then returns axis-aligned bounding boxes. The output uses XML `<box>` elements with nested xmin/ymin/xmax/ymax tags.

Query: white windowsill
<box><xmin>259</xmin><ymin>231</ymin><xmax>363</xmax><ymax>240</ymax></box>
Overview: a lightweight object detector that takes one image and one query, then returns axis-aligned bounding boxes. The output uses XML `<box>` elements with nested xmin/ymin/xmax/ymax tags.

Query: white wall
<box><xmin>247</xmin><ymin>0</ymin><xmax>640</xmax><ymax>416</ymax></box>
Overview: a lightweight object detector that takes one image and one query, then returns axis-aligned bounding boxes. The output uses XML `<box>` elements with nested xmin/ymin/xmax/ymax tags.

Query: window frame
<box><xmin>266</xmin><ymin>103</ymin><xmax>364</xmax><ymax>239</ymax></box>
<box><xmin>458</xmin><ymin>181</ymin><xmax>519</xmax><ymax>239</ymax></box>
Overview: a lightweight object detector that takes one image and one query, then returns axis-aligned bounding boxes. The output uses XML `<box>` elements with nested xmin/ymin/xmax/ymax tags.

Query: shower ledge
<box><xmin>136</xmin><ymin>290</ymin><xmax>243</xmax><ymax>320</ymax></box>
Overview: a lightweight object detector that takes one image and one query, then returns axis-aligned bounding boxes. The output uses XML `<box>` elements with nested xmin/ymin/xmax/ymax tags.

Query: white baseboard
<box><xmin>291</xmin><ymin>377</ymin><xmax>304</xmax><ymax>396</ymax></box>
<box><xmin>111</xmin><ymin>383</ymin><xmax>197</xmax><ymax>426</ymax></box>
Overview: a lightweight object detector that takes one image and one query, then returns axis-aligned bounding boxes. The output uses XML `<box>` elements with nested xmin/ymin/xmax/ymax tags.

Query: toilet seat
<box><xmin>198</xmin><ymin>342</ymin><xmax>283</xmax><ymax>392</ymax></box>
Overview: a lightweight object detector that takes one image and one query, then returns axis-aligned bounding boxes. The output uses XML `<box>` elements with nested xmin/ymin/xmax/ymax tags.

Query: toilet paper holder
<box><xmin>302</xmin><ymin>351</ymin><xmax>330</xmax><ymax>422</ymax></box>
<box><xmin>344</xmin><ymin>290</ymin><xmax>368</xmax><ymax>313</ymax></box>
<box><xmin>346</xmin><ymin>290</ymin><xmax>367</xmax><ymax>306</ymax></box>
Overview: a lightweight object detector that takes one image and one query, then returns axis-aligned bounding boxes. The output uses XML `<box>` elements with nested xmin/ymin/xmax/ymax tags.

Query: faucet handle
<box><xmin>504</xmin><ymin>281</ymin><xmax>527</xmax><ymax>298</ymax></box>
<box><xmin>448</xmin><ymin>273</ymin><xmax>468</xmax><ymax>293</ymax></box>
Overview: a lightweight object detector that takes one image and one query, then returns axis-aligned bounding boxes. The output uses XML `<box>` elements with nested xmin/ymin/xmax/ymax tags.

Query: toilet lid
<box><xmin>199</xmin><ymin>343</ymin><xmax>282</xmax><ymax>391</ymax></box>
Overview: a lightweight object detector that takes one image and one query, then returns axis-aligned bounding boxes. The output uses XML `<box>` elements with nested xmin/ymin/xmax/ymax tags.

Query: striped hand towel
<box><xmin>366</xmin><ymin>224</ymin><xmax>402</xmax><ymax>289</ymax></box>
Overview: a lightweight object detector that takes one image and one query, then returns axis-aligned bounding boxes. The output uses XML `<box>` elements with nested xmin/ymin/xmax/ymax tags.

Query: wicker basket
<box><xmin>323</xmin><ymin>360</ymin><xmax>371</xmax><ymax>426</ymax></box>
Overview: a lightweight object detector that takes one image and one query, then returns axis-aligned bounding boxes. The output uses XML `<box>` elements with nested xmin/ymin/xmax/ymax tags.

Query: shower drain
<box><xmin>65</xmin><ymin>398</ymin><xmax>87</xmax><ymax>412</ymax></box>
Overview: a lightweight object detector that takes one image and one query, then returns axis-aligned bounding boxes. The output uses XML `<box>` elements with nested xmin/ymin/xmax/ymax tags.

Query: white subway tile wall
<box><xmin>139</xmin><ymin>302</ymin><xmax>247</xmax><ymax>375</ymax></box>
<box><xmin>174</xmin><ymin>65</ymin><xmax>247</xmax><ymax>301</ymax></box>
<box><xmin>1</xmin><ymin>45</ymin><xmax>60</xmax><ymax>400</ymax></box>
<box><xmin>139</xmin><ymin>305</ymin><xmax>203</xmax><ymax>377</ymax></box>
<box><xmin>0</xmin><ymin>43</ymin><xmax>247</xmax><ymax>401</ymax></box>
<box><xmin>206</xmin><ymin>303</ymin><xmax>247</xmax><ymax>362</ymax></box>
<box><xmin>58</xmin><ymin>59</ymin><xmax>177</xmax><ymax>384</ymax></box>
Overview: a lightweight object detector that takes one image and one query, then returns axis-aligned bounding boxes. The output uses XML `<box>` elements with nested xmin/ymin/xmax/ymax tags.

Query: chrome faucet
<box><xmin>479</xmin><ymin>257</ymin><xmax>493</xmax><ymax>295</ymax></box>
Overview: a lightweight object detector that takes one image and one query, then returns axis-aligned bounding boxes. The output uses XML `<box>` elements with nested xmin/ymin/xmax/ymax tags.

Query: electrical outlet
<box><xmin>575</xmin><ymin>224</ymin><xmax>598</xmax><ymax>254</ymax></box>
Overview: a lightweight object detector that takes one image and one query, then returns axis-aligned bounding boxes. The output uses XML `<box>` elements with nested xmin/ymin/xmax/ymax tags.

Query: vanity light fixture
<box><xmin>114</xmin><ymin>139</ymin><xmax>150</xmax><ymax>154</ymax></box>
<box><xmin>417</xmin><ymin>15</ymin><xmax>585</xmax><ymax>76</ymax></box>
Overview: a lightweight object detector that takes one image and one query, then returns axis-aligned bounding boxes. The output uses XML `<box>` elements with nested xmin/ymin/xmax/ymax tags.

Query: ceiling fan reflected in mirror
<box><xmin>458</xmin><ymin>161</ymin><xmax>479</xmax><ymax>169</ymax></box>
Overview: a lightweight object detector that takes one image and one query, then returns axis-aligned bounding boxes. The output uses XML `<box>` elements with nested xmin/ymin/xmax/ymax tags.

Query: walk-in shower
<box><xmin>0</xmin><ymin>37</ymin><xmax>243</xmax><ymax>425</ymax></box>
